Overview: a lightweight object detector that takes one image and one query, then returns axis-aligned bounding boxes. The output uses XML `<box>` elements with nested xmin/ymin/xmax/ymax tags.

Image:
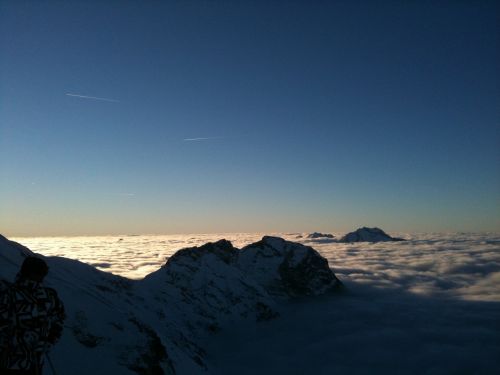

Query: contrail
<box><xmin>183</xmin><ymin>136</ymin><xmax>224</xmax><ymax>141</ymax></box>
<box><xmin>66</xmin><ymin>93</ymin><xmax>119</xmax><ymax>103</ymax></box>
<box><xmin>104</xmin><ymin>192</ymin><xmax>135</xmax><ymax>196</ymax></box>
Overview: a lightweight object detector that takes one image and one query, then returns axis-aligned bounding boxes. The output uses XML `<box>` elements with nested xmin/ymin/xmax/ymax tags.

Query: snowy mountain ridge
<box><xmin>0</xmin><ymin>234</ymin><xmax>340</xmax><ymax>374</ymax></box>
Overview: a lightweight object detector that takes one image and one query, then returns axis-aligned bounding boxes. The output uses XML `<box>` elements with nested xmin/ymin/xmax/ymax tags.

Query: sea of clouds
<box><xmin>12</xmin><ymin>232</ymin><xmax>500</xmax><ymax>302</ymax></box>
<box><xmin>11</xmin><ymin>232</ymin><xmax>500</xmax><ymax>374</ymax></box>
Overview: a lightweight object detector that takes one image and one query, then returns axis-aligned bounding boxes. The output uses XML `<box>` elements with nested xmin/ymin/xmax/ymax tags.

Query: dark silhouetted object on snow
<box><xmin>0</xmin><ymin>256</ymin><xmax>65</xmax><ymax>375</ymax></box>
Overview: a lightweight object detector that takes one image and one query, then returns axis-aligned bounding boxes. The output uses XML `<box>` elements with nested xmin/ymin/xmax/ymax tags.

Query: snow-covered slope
<box><xmin>339</xmin><ymin>227</ymin><xmax>405</xmax><ymax>243</ymax></box>
<box><xmin>0</xmin><ymin>234</ymin><xmax>176</xmax><ymax>374</ymax></box>
<box><xmin>0</xmin><ymin>234</ymin><xmax>340</xmax><ymax>374</ymax></box>
<box><xmin>137</xmin><ymin>237</ymin><xmax>341</xmax><ymax>364</ymax></box>
<box><xmin>137</xmin><ymin>239</ymin><xmax>280</xmax><ymax>372</ymax></box>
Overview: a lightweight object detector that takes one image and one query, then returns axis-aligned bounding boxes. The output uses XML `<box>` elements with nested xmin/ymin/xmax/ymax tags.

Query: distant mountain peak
<box><xmin>306</xmin><ymin>232</ymin><xmax>335</xmax><ymax>239</ymax></box>
<box><xmin>339</xmin><ymin>227</ymin><xmax>405</xmax><ymax>243</ymax></box>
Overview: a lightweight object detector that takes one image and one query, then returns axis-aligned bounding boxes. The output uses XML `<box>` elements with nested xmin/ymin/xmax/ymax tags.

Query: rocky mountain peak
<box><xmin>339</xmin><ymin>227</ymin><xmax>405</xmax><ymax>243</ymax></box>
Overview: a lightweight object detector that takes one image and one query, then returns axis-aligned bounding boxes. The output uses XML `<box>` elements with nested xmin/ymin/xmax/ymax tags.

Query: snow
<box><xmin>1</xmin><ymin>235</ymin><xmax>178</xmax><ymax>374</ymax></box>
<box><xmin>3</xmin><ymin>232</ymin><xmax>500</xmax><ymax>374</ymax></box>
<box><xmin>1</xmin><ymin>234</ymin><xmax>337</xmax><ymax>374</ymax></box>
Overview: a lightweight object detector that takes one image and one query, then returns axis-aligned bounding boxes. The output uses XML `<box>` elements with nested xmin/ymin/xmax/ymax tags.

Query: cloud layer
<box><xmin>13</xmin><ymin>232</ymin><xmax>500</xmax><ymax>301</ymax></box>
<box><xmin>10</xmin><ymin>232</ymin><xmax>500</xmax><ymax>373</ymax></box>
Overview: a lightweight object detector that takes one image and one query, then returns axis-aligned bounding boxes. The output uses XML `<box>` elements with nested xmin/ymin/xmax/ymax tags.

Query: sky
<box><xmin>0</xmin><ymin>0</ymin><xmax>499</xmax><ymax>236</ymax></box>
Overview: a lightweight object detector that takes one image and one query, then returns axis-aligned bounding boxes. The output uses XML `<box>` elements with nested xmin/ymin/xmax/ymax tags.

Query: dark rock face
<box><xmin>125</xmin><ymin>317</ymin><xmax>175</xmax><ymax>375</ymax></box>
<box><xmin>339</xmin><ymin>227</ymin><xmax>405</xmax><ymax>243</ymax></box>
<box><xmin>239</xmin><ymin>236</ymin><xmax>341</xmax><ymax>298</ymax></box>
<box><xmin>167</xmin><ymin>239</ymin><xmax>237</xmax><ymax>265</ymax></box>
<box><xmin>306</xmin><ymin>232</ymin><xmax>335</xmax><ymax>239</ymax></box>
<box><xmin>279</xmin><ymin>246</ymin><xmax>339</xmax><ymax>297</ymax></box>
<box><xmin>71</xmin><ymin>311</ymin><xmax>107</xmax><ymax>348</ymax></box>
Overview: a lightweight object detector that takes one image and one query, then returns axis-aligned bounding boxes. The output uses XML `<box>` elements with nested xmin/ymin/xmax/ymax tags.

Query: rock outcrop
<box><xmin>238</xmin><ymin>236</ymin><xmax>341</xmax><ymax>297</ymax></box>
<box><xmin>139</xmin><ymin>239</ymin><xmax>279</xmax><ymax>334</ymax></box>
<box><xmin>306</xmin><ymin>232</ymin><xmax>335</xmax><ymax>239</ymax></box>
<box><xmin>339</xmin><ymin>227</ymin><xmax>405</xmax><ymax>243</ymax></box>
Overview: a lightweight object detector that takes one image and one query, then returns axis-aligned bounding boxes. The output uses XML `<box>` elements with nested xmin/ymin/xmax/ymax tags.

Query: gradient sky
<box><xmin>1</xmin><ymin>0</ymin><xmax>499</xmax><ymax>236</ymax></box>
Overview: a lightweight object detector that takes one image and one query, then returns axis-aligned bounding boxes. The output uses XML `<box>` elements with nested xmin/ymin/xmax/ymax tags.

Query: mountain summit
<box><xmin>339</xmin><ymin>227</ymin><xmax>405</xmax><ymax>243</ymax></box>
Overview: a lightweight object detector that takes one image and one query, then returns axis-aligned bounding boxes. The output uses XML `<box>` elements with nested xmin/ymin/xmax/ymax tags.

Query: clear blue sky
<box><xmin>1</xmin><ymin>0</ymin><xmax>499</xmax><ymax>236</ymax></box>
